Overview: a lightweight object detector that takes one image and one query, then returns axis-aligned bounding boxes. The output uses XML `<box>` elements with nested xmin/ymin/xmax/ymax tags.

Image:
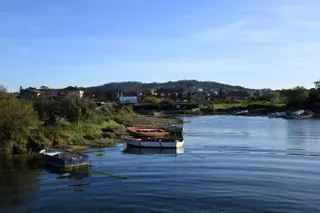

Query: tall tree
<box><xmin>285</xmin><ymin>86</ymin><xmax>309</xmax><ymax>105</ymax></box>
<box><xmin>315</xmin><ymin>80</ymin><xmax>320</xmax><ymax>90</ymax></box>
<box><xmin>0</xmin><ymin>97</ymin><xmax>40</xmax><ymax>154</ymax></box>
<box><xmin>0</xmin><ymin>85</ymin><xmax>7</xmax><ymax>98</ymax></box>
<box><xmin>0</xmin><ymin>84</ymin><xmax>7</xmax><ymax>93</ymax></box>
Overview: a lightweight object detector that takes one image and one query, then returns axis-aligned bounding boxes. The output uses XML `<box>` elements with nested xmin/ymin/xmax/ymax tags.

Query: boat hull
<box><xmin>285</xmin><ymin>110</ymin><xmax>314</xmax><ymax>119</ymax></box>
<box><xmin>167</xmin><ymin>125</ymin><xmax>184</xmax><ymax>135</ymax></box>
<box><xmin>286</xmin><ymin>114</ymin><xmax>314</xmax><ymax>119</ymax></box>
<box><xmin>124</xmin><ymin>147</ymin><xmax>184</xmax><ymax>155</ymax></box>
<box><xmin>232</xmin><ymin>110</ymin><xmax>249</xmax><ymax>116</ymax></box>
<box><xmin>44</xmin><ymin>155</ymin><xmax>90</xmax><ymax>168</ymax></box>
<box><xmin>268</xmin><ymin>112</ymin><xmax>287</xmax><ymax>118</ymax></box>
<box><xmin>126</xmin><ymin>139</ymin><xmax>184</xmax><ymax>148</ymax></box>
<box><xmin>40</xmin><ymin>149</ymin><xmax>90</xmax><ymax>168</ymax></box>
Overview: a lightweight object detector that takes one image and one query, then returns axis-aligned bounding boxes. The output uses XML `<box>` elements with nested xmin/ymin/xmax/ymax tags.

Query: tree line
<box><xmin>0</xmin><ymin>87</ymin><xmax>134</xmax><ymax>155</ymax></box>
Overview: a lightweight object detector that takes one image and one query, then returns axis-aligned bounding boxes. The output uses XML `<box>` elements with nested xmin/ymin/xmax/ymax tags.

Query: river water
<box><xmin>1</xmin><ymin>116</ymin><xmax>320</xmax><ymax>213</ymax></box>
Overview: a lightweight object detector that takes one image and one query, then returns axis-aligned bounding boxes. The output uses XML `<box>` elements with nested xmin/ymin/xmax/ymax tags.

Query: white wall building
<box><xmin>119</xmin><ymin>92</ymin><xmax>138</xmax><ymax>104</ymax></box>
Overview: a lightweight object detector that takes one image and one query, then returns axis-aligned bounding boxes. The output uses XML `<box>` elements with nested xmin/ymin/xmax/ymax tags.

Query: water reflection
<box><xmin>44</xmin><ymin>164</ymin><xmax>91</xmax><ymax>180</ymax></box>
<box><xmin>123</xmin><ymin>146</ymin><xmax>184</xmax><ymax>155</ymax></box>
<box><xmin>286</xmin><ymin>120</ymin><xmax>320</xmax><ymax>148</ymax></box>
<box><xmin>0</xmin><ymin>156</ymin><xmax>43</xmax><ymax>210</ymax></box>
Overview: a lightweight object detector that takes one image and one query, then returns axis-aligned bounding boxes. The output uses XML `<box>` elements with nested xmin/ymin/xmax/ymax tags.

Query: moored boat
<box><xmin>167</xmin><ymin>124</ymin><xmax>184</xmax><ymax>135</ymax></box>
<box><xmin>126</xmin><ymin>126</ymin><xmax>169</xmax><ymax>137</ymax></box>
<box><xmin>125</xmin><ymin>137</ymin><xmax>184</xmax><ymax>148</ymax></box>
<box><xmin>126</xmin><ymin>125</ymin><xmax>184</xmax><ymax>137</ymax></box>
<box><xmin>232</xmin><ymin>110</ymin><xmax>249</xmax><ymax>116</ymax></box>
<box><xmin>268</xmin><ymin>112</ymin><xmax>287</xmax><ymax>118</ymax></box>
<box><xmin>39</xmin><ymin>149</ymin><xmax>90</xmax><ymax>168</ymax></box>
<box><xmin>286</xmin><ymin>110</ymin><xmax>314</xmax><ymax>119</ymax></box>
<box><xmin>123</xmin><ymin>146</ymin><xmax>184</xmax><ymax>155</ymax></box>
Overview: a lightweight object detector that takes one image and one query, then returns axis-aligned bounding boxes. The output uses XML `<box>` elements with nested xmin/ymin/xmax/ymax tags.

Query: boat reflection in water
<box><xmin>123</xmin><ymin>146</ymin><xmax>184</xmax><ymax>155</ymax></box>
<box><xmin>44</xmin><ymin>163</ymin><xmax>91</xmax><ymax>180</ymax></box>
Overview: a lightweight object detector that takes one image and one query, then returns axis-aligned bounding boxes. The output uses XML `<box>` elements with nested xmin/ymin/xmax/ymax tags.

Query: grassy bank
<box><xmin>0</xmin><ymin>97</ymin><xmax>181</xmax><ymax>155</ymax></box>
<box><xmin>213</xmin><ymin>101</ymin><xmax>320</xmax><ymax>118</ymax></box>
<box><xmin>214</xmin><ymin>101</ymin><xmax>285</xmax><ymax>110</ymax></box>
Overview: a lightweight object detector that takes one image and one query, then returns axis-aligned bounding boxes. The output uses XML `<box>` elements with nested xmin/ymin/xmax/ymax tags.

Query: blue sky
<box><xmin>1</xmin><ymin>0</ymin><xmax>319</xmax><ymax>91</ymax></box>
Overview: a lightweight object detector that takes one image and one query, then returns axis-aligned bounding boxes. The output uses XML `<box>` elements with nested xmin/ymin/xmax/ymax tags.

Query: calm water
<box><xmin>1</xmin><ymin>116</ymin><xmax>320</xmax><ymax>213</ymax></box>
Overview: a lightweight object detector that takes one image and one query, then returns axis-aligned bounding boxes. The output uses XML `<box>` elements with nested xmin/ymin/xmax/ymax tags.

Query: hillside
<box><xmin>84</xmin><ymin>80</ymin><xmax>251</xmax><ymax>92</ymax></box>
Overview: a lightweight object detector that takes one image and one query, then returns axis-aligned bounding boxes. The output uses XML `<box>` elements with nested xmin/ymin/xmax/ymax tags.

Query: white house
<box><xmin>119</xmin><ymin>92</ymin><xmax>138</xmax><ymax>104</ymax></box>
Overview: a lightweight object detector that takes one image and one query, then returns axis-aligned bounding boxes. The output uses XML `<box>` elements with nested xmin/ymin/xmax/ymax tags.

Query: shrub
<box><xmin>0</xmin><ymin>98</ymin><xmax>41</xmax><ymax>154</ymax></box>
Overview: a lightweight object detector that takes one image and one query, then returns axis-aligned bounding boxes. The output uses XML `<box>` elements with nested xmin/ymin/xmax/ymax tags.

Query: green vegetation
<box><xmin>0</xmin><ymin>90</ymin><xmax>179</xmax><ymax>155</ymax></box>
<box><xmin>284</xmin><ymin>86</ymin><xmax>309</xmax><ymax>105</ymax></box>
<box><xmin>214</xmin><ymin>82</ymin><xmax>320</xmax><ymax>116</ymax></box>
<box><xmin>0</xmin><ymin>97</ymin><xmax>41</xmax><ymax>154</ymax></box>
<box><xmin>143</xmin><ymin>96</ymin><xmax>161</xmax><ymax>104</ymax></box>
<box><xmin>315</xmin><ymin>80</ymin><xmax>320</xmax><ymax>90</ymax></box>
<box><xmin>85</xmin><ymin>80</ymin><xmax>246</xmax><ymax>93</ymax></box>
<box><xmin>213</xmin><ymin>101</ymin><xmax>285</xmax><ymax>110</ymax></box>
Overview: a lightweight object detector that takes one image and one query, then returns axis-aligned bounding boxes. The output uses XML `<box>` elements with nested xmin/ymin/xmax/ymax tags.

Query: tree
<box><xmin>144</xmin><ymin>96</ymin><xmax>161</xmax><ymax>104</ymax></box>
<box><xmin>0</xmin><ymin>84</ymin><xmax>7</xmax><ymax>93</ymax></box>
<box><xmin>0</xmin><ymin>97</ymin><xmax>40</xmax><ymax>154</ymax></box>
<box><xmin>160</xmin><ymin>99</ymin><xmax>176</xmax><ymax>110</ymax></box>
<box><xmin>0</xmin><ymin>85</ymin><xmax>8</xmax><ymax>98</ymax></box>
<box><xmin>40</xmin><ymin>86</ymin><xmax>49</xmax><ymax>90</ymax></box>
<box><xmin>309</xmin><ymin>90</ymin><xmax>320</xmax><ymax>102</ymax></box>
<box><xmin>285</xmin><ymin>86</ymin><xmax>309</xmax><ymax>105</ymax></box>
<box><xmin>315</xmin><ymin>80</ymin><xmax>320</xmax><ymax>90</ymax></box>
<box><xmin>270</xmin><ymin>92</ymin><xmax>280</xmax><ymax>102</ymax></box>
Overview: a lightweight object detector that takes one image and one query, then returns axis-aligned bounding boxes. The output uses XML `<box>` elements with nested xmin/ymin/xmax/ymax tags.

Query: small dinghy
<box><xmin>125</xmin><ymin>137</ymin><xmax>184</xmax><ymax>148</ymax></box>
<box><xmin>126</xmin><ymin>126</ymin><xmax>169</xmax><ymax>137</ymax></box>
<box><xmin>285</xmin><ymin>110</ymin><xmax>314</xmax><ymax>119</ymax></box>
<box><xmin>268</xmin><ymin>112</ymin><xmax>287</xmax><ymax>118</ymax></box>
<box><xmin>39</xmin><ymin>149</ymin><xmax>90</xmax><ymax>168</ymax></box>
<box><xmin>232</xmin><ymin>110</ymin><xmax>249</xmax><ymax>116</ymax></box>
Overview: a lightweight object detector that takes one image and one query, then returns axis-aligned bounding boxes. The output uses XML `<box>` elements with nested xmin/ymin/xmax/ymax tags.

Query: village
<box><xmin>18</xmin><ymin>84</ymin><xmax>291</xmax><ymax>115</ymax></box>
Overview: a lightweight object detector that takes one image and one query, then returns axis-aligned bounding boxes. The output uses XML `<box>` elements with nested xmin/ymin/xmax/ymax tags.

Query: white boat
<box><xmin>286</xmin><ymin>110</ymin><xmax>314</xmax><ymax>119</ymax></box>
<box><xmin>125</xmin><ymin>138</ymin><xmax>184</xmax><ymax>148</ymax></box>
<box><xmin>232</xmin><ymin>110</ymin><xmax>249</xmax><ymax>115</ymax></box>
<box><xmin>268</xmin><ymin>112</ymin><xmax>287</xmax><ymax>118</ymax></box>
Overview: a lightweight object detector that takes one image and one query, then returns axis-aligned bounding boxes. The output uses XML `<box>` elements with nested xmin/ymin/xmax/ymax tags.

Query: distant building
<box><xmin>58</xmin><ymin>87</ymin><xmax>84</xmax><ymax>99</ymax></box>
<box><xmin>36</xmin><ymin>86</ymin><xmax>84</xmax><ymax>100</ymax></box>
<box><xmin>226</xmin><ymin>91</ymin><xmax>250</xmax><ymax>101</ymax></box>
<box><xmin>119</xmin><ymin>91</ymin><xmax>138</xmax><ymax>104</ymax></box>
<box><xmin>20</xmin><ymin>89</ymin><xmax>40</xmax><ymax>100</ymax></box>
<box><xmin>156</xmin><ymin>88</ymin><xmax>183</xmax><ymax>99</ymax></box>
<box><xmin>259</xmin><ymin>89</ymin><xmax>273</xmax><ymax>97</ymax></box>
<box><xmin>39</xmin><ymin>89</ymin><xmax>58</xmax><ymax>99</ymax></box>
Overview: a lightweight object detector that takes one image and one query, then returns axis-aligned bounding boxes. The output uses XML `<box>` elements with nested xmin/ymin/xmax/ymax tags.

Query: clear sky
<box><xmin>1</xmin><ymin>0</ymin><xmax>319</xmax><ymax>91</ymax></box>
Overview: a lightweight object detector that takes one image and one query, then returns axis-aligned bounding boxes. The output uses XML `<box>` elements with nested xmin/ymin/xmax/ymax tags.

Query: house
<box><xmin>85</xmin><ymin>89</ymin><xmax>120</xmax><ymax>102</ymax></box>
<box><xmin>20</xmin><ymin>89</ymin><xmax>40</xmax><ymax>100</ymax></box>
<box><xmin>39</xmin><ymin>89</ymin><xmax>58</xmax><ymax>99</ymax></box>
<box><xmin>119</xmin><ymin>91</ymin><xmax>138</xmax><ymax>104</ymax></box>
<box><xmin>226</xmin><ymin>91</ymin><xmax>250</xmax><ymax>101</ymax></box>
<box><xmin>58</xmin><ymin>87</ymin><xmax>84</xmax><ymax>99</ymax></box>
<box><xmin>156</xmin><ymin>88</ymin><xmax>183</xmax><ymax>99</ymax></box>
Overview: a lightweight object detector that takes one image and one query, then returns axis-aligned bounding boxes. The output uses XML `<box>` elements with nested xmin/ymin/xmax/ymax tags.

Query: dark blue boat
<box><xmin>40</xmin><ymin>149</ymin><xmax>90</xmax><ymax>168</ymax></box>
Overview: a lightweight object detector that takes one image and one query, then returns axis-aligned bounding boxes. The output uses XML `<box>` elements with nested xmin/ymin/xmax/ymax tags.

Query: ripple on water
<box><xmin>2</xmin><ymin>116</ymin><xmax>320</xmax><ymax>213</ymax></box>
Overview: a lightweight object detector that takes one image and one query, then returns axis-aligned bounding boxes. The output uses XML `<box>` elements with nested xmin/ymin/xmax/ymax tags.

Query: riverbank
<box><xmin>0</xmin><ymin>97</ymin><xmax>182</xmax><ymax>155</ymax></box>
<box><xmin>173</xmin><ymin>101</ymin><xmax>319</xmax><ymax>118</ymax></box>
<box><xmin>48</xmin><ymin>114</ymin><xmax>182</xmax><ymax>152</ymax></box>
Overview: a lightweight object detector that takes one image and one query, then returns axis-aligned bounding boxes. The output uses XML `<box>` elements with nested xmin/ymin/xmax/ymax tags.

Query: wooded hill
<box><xmin>83</xmin><ymin>80</ymin><xmax>252</xmax><ymax>92</ymax></box>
